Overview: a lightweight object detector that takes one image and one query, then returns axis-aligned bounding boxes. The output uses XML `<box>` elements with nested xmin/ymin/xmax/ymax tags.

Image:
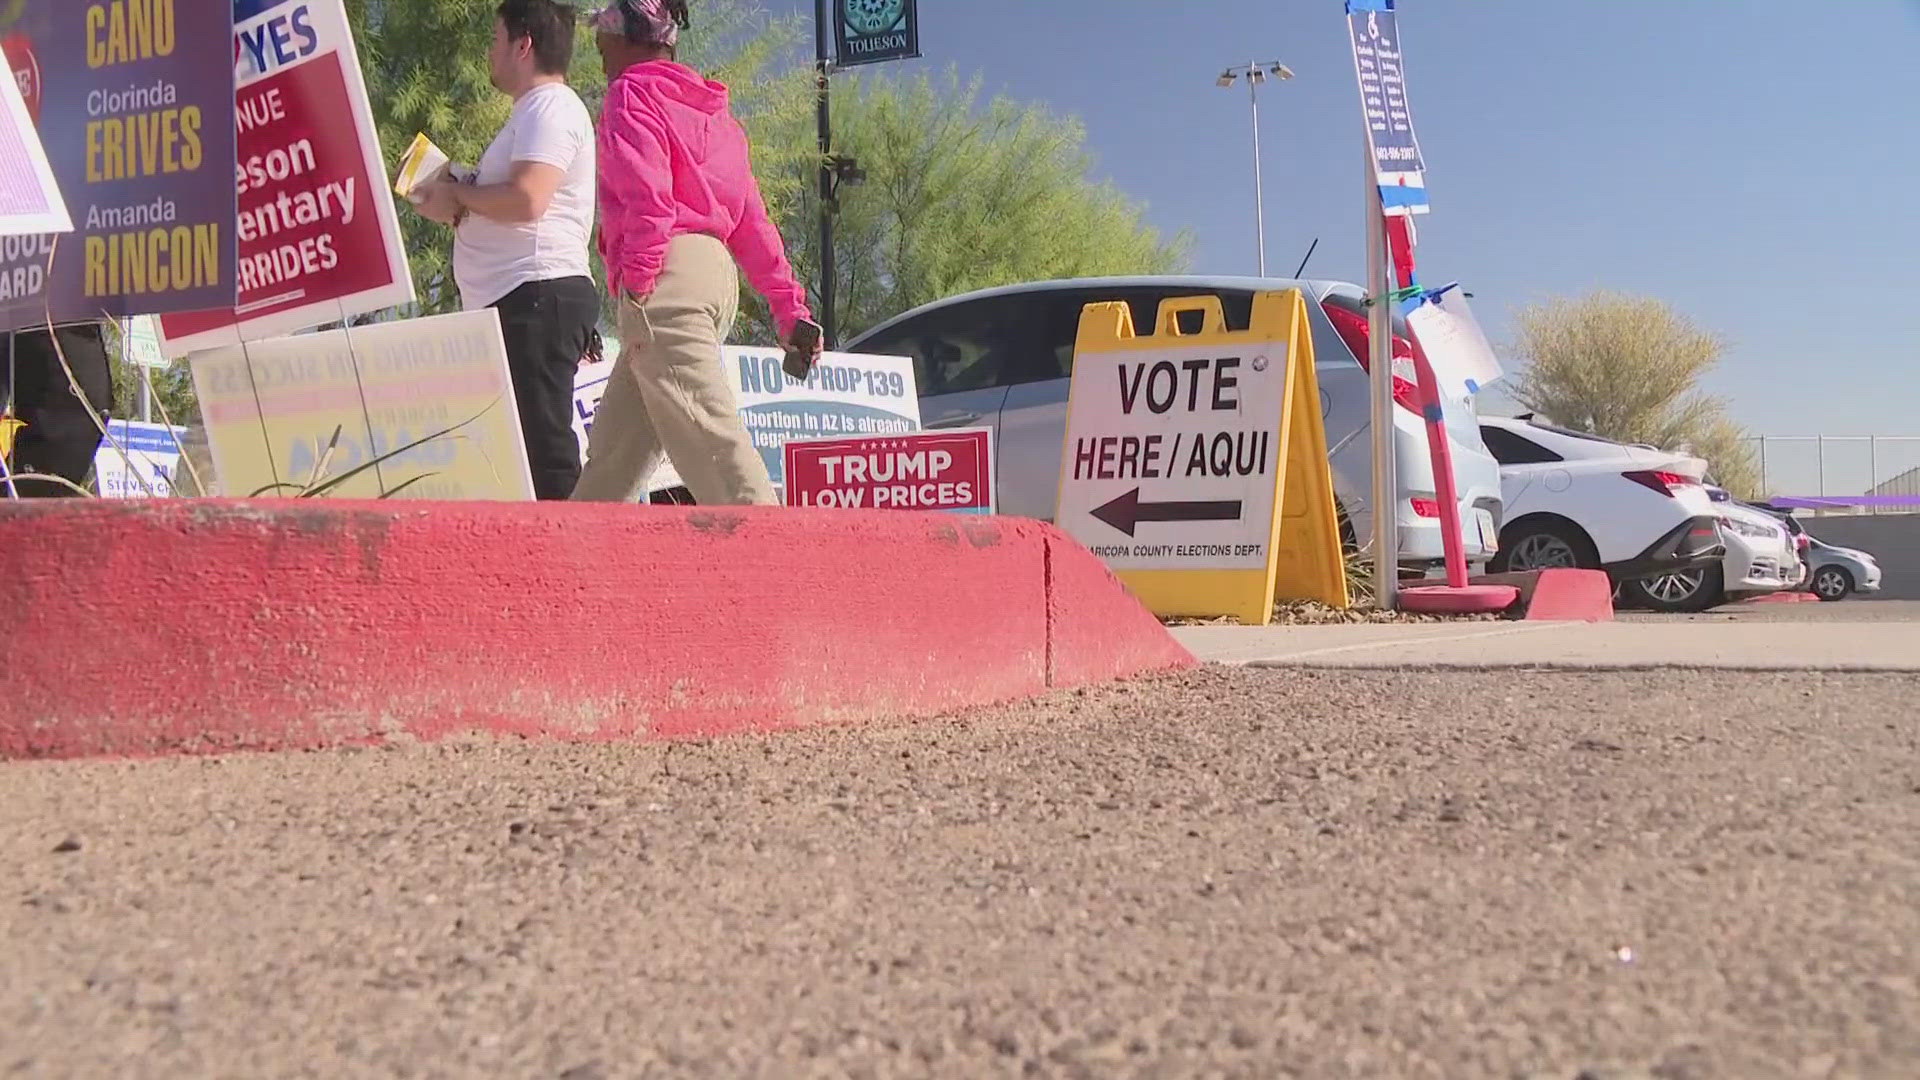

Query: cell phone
<box><xmin>784</xmin><ymin>319</ymin><xmax>822</xmax><ymax>381</ymax></box>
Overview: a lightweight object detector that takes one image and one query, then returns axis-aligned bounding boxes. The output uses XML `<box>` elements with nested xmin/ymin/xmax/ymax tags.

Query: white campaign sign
<box><xmin>1406</xmin><ymin>290</ymin><xmax>1502</xmax><ymax>397</ymax></box>
<box><xmin>93</xmin><ymin>420</ymin><xmax>188</xmax><ymax>497</ymax></box>
<box><xmin>123</xmin><ymin>317</ymin><xmax>167</xmax><ymax>369</ymax></box>
<box><xmin>1058</xmin><ymin>341</ymin><xmax>1287</xmax><ymax>572</ymax></box>
<box><xmin>572</xmin><ymin>346</ymin><xmax>920</xmax><ymax>499</ymax></box>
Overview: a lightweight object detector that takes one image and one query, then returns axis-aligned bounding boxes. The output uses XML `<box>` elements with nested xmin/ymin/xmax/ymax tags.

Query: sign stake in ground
<box><xmin>1057</xmin><ymin>290</ymin><xmax>1347</xmax><ymax>624</ymax></box>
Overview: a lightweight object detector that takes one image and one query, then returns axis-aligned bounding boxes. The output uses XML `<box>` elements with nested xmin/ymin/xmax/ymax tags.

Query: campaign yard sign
<box><xmin>0</xmin><ymin>52</ymin><xmax>70</xmax><ymax>238</ymax></box>
<box><xmin>189</xmin><ymin>309</ymin><xmax>532</xmax><ymax>500</ymax></box>
<box><xmin>0</xmin><ymin>0</ymin><xmax>239</xmax><ymax>329</ymax></box>
<box><xmin>784</xmin><ymin>427</ymin><xmax>993</xmax><ymax>515</ymax></box>
<box><xmin>93</xmin><ymin>418</ymin><xmax>188</xmax><ymax>496</ymax></box>
<box><xmin>157</xmin><ymin>0</ymin><xmax>411</xmax><ymax>354</ymax></box>
<box><xmin>573</xmin><ymin>346</ymin><xmax>920</xmax><ymax>500</ymax></box>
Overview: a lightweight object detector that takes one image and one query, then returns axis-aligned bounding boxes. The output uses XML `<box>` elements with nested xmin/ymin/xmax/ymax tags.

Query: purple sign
<box><xmin>0</xmin><ymin>0</ymin><xmax>238</xmax><ymax>330</ymax></box>
<box><xmin>1769</xmin><ymin>495</ymin><xmax>1920</xmax><ymax>510</ymax></box>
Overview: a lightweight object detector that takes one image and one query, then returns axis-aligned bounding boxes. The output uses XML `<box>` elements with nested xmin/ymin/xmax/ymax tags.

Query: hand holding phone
<box><xmin>784</xmin><ymin>318</ymin><xmax>823</xmax><ymax>381</ymax></box>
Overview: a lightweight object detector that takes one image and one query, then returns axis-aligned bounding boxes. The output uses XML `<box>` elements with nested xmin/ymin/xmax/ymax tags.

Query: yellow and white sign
<box><xmin>1057</xmin><ymin>290</ymin><xmax>1346</xmax><ymax>624</ymax></box>
<box><xmin>188</xmin><ymin>309</ymin><xmax>533</xmax><ymax>500</ymax></box>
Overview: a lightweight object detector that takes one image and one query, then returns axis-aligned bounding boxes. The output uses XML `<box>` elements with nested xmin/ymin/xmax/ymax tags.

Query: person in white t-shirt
<box><xmin>412</xmin><ymin>0</ymin><xmax>600</xmax><ymax>501</ymax></box>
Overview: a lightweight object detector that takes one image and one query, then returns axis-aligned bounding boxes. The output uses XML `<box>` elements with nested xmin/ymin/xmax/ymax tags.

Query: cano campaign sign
<box><xmin>0</xmin><ymin>0</ymin><xmax>239</xmax><ymax>329</ymax></box>
<box><xmin>157</xmin><ymin>0</ymin><xmax>410</xmax><ymax>354</ymax></box>
<box><xmin>190</xmin><ymin>309</ymin><xmax>533</xmax><ymax>500</ymax></box>
<box><xmin>784</xmin><ymin>428</ymin><xmax>993</xmax><ymax>514</ymax></box>
<box><xmin>573</xmin><ymin>346</ymin><xmax>920</xmax><ymax>500</ymax></box>
<box><xmin>0</xmin><ymin>55</ymin><xmax>70</xmax><ymax>238</ymax></box>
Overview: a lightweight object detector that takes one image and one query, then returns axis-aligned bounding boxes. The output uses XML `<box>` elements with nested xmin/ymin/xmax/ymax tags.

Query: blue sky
<box><xmin>769</xmin><ymin>0</ymin><xmax>1920</xmax><ymax>491</ymax></box>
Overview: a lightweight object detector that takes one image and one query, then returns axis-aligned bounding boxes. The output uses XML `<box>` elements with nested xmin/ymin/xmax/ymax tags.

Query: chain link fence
<box><xmin>1749</xmin><ymin>436</ymin><xmax>1920</xmax><ymax>514</ymax></box>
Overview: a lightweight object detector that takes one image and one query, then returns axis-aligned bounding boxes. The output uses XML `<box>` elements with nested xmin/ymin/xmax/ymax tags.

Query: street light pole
<box><xmin>815</xmin><ymin>0</ymin><xmax>836</xmax><ymax>348</ymax></box>
<box><xmin>1217</xmin><ymin>61</ymin><xmax>1293</xmax><ymax>279</ymax></box>
<box><xmin>1247</xmin><ymin>64</ymin><xmax>1265</xmax><ymax>276</ymax></box>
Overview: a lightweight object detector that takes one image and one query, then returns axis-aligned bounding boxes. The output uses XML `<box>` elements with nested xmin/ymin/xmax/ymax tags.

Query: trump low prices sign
<box><xmin>784</xmin><ymin>427</ymin><xmax>993</xmax><ymax>514</ymax></box>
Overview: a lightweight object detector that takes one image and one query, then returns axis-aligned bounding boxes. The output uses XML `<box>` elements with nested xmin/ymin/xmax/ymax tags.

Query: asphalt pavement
<box><xmin>1620</xmin><ymin>598</ymin><xmax>1920</xmax><ymax>624</ymax></box>
<box><xmin>5</xmin><ymin>665</ymin><xmax>1917</xmax><ymax>1079</ymax></box>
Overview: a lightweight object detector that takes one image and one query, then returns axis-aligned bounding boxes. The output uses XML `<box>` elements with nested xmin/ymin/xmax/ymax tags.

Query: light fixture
<box><xmin>1216</xmin><ymin>71</ymin><xmax>1236</xmax><ymax>87</ymax></box>
<box><xmin>1270</xmin><ymin>63</ymin><xmax>1295</xmax><ymax>80</ymax></box>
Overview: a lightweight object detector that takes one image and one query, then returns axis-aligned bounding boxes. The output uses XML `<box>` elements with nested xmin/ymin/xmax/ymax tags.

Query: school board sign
<box><xmin>572</xmin><ymin>347</ymin><xmax>920</xmax><ymax>499</ymax></box>
<box><xmin>0</xmin><ymin>0</ymin><xmax>240</xmax><ymax>329</ymax></box>
<box><xmin>158</xmin><ymin>0</ymin><xmax>411</xmax><ymax>354</ymax></box>
<box><xmin>190</xmin><ymin>309</ymin><xmax>533</xmax><ymax>500</ymax></box>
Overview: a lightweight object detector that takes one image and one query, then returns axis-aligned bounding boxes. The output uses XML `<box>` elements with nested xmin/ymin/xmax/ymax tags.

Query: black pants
<box><xmin>2</xmin><ymin>324</ymin><xmax>113</xmax><ymax>498</ymax></box>
<box><xmin>492</xmin><ymin>277</ymin><xmax>602</xmax><ymax>501</ymax></box>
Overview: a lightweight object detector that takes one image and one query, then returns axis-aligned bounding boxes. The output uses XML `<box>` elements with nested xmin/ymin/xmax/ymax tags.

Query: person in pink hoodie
<box><xmin>573</xmin><ymin>0</ymin><xmax>820</xmax><ymax>506</ymax></box>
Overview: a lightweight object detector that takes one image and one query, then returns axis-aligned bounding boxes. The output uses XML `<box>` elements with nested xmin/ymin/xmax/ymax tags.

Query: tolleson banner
<box><xmin>0</xmin><ymin>0</ymin><xmax>239</xmax><ymax>329</ymax></box>
<box><xmin>833</xmin><ymin>0</ymin><xmax>918</xmax><ymax>68</ymax></box>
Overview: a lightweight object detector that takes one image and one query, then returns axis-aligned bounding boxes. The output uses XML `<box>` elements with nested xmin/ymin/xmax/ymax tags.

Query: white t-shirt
<box><xmin>454</xmin><ymin>82</ymin><xmax>597</xmax><ymax>310</ymax></box>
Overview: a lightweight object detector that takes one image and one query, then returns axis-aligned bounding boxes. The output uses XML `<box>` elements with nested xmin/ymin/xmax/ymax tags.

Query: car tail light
<box><xmin>1322</xmin><ymin>301</ymin><xmax>1421</xmax><ymax>413</ymax></box>
<box><xmin>1409</xmin><ymin>496</ymin><xmax>1441</xmax><ymax>518</ymax></box>
<box><xmin>1622</xmin><ymin>469</ymin><xmax>1698</xmax><ymax>497</ymax></box>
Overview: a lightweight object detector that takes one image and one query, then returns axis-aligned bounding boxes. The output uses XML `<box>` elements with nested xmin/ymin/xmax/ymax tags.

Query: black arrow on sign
<box><xmin>1090</xmin><ymin>487</ymin><xmax>1244</xmax><ymax>538</ymax></box>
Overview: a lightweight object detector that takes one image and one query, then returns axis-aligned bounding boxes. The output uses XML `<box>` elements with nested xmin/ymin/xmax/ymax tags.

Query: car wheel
<box><xmin>1811</xmin><ymin>565</ymin><xmax>1854</xmax><ymax>602</ymax></box>
<box><xmin>1489</xmin><ymin>520</ymin><xmax>1599</xmax><ymax>574</ymax></box>
<box><xmin>1621</xmin><ymin>564</ymin><xmax>1726</xmax><ymax>614</ymax></box>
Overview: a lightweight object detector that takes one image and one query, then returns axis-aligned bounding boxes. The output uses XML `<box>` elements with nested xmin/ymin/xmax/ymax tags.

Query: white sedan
<box><xmin>1479</xmin><ymin>417</ymin><xmax>1726</xmax><ymax>607</ymax></box>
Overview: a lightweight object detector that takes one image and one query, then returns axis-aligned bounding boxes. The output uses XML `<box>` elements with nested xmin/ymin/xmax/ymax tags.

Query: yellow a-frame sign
<box><xmin>1055</xmin><ymin>290</ymin><xmax>1347</xmax><ymax>625</ymax></box>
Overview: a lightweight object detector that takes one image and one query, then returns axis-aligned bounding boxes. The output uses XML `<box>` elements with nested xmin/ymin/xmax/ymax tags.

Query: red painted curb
<box><xmin>0</xmin><ymin>501</ymin><xmax>1195</xmax><ymax>760</ymax></box>
<box><xmin>1470</xmin><ymin>569</ymin><xmax>1616</xmax><ymax>622</ymax></box>
<box><xmin>1740</xmin><ymin>590</ymin><xmax>1819</xmax><ymax>604</ymax></box>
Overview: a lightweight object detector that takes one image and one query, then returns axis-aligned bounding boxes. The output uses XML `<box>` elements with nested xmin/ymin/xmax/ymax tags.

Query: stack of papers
<box><xmin>393</xmin><ymin>133</ymin><xmax>472</xmax><ymax>201</ymax></box>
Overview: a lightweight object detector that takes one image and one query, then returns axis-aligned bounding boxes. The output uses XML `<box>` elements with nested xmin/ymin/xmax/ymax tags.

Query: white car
<box><xmin>1478</xmin><ymin>417</ymin><xmax>1726</xmax><ymax>608</ymax></box>
<box><xmin>846</xmin><ymin>276</ymin><xmax>1506</xmax><ymax>571</ymax></box>
<box><xmin>1632</xmin><ymin>498</ymin><xmax>1803</xmax><ymax>611</ymax></box>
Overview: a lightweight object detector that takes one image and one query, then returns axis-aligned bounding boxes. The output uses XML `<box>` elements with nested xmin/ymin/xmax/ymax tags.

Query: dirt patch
<box><xmin>3</xmin><ymin>669</ymin><xmax>1916</xmax><ymax>1078</ymax></box>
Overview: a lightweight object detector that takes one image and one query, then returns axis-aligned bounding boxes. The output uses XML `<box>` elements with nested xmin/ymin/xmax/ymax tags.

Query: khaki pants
<box><xmin>571</xmin><ymin>234</ymin><xmax>775</xmax><ymax>506</ymax></box>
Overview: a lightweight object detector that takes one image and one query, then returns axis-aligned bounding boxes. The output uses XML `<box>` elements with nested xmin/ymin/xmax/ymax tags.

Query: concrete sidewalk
<box><xmin>1171</xmin><ymin>620</ymin><xmax>1920</xmax><ymax>671</ymax></box>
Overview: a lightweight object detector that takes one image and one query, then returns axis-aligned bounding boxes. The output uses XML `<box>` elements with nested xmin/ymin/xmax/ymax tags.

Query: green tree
<box><xmin>770</xmin><ymin>70</ymin><xmax>1189</xmax><ymax>345</ymax></box>
<box><xmin>1510</xmin><ymin>291</ymin><xmax>1759</xmax><ymax>496</ymax></box>
<box><xmin>347</xmin><ymin>0</ymin><xmax>814</xmax><ymax>319</ymax></box>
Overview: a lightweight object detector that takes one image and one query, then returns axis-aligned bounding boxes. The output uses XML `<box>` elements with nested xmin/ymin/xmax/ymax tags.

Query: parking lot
<box><xmin>1622</xmin><ymin>597</ymin><xmax>1920</xmax><ymax>624</ymax></box>
<box><xmin>6</xmin><ymin>633</ymin><xmax>1916</xmax><ymax>1079</ymax></box>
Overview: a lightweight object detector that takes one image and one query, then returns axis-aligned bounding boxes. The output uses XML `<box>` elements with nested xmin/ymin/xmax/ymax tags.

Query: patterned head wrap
<box><xmin>587</xmin><ymin>0</ymin><xmax>680</xmax><ymax>48</ymax></box>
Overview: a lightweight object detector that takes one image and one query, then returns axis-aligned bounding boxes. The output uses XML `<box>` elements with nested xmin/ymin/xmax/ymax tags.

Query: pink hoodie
<box><xmin>598</xmin><ymin>60</ymin><xmax>812</xmax><ymax>338</ymax></box>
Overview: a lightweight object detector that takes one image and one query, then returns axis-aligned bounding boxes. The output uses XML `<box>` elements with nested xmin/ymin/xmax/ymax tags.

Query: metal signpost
<box><xmin>1347</xmin><ymin>0</ymin><xmax>1429</xmax><ymax>609</ymax></box>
